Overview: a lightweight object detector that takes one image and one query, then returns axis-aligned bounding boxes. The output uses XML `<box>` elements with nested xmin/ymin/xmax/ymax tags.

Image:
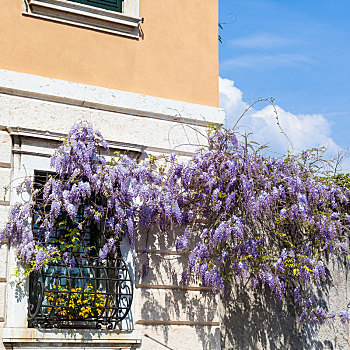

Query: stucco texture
<box><xmin>0</xmin><ymin>0</ymin><xmax>219</xmax><ymax>107</ymax></box>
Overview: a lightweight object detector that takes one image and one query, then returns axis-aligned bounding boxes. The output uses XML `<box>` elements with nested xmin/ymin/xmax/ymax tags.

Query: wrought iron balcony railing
<box><xmin>28</xmin><ymin>253</ymin><xmax>133</xmax><ymax>329</ymax></box>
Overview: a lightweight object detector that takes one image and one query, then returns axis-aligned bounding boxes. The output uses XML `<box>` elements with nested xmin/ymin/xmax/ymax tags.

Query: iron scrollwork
<box><xmin>28</xmin><ymin>252</ymin><xmax>133</xmax><ymax>329</ymax></box>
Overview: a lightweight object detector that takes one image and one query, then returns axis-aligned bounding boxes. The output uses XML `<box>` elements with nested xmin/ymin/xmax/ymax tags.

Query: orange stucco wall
<box><xmin>0</xmin><ymin>0</ymin><xmax>219</xmax><ymax>107</ymax></box>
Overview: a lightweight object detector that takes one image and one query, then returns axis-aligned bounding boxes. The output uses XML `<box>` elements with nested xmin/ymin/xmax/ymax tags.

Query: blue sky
<box><xmin>219</xmin><ymin>0</ymin><xmax>350</xmax><ymax>168</ymax></box>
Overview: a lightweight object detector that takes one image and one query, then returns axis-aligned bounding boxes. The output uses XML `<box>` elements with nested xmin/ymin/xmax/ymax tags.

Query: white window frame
<box><xmin>23</xmin><ymin>0</ymin><xmax>142</xmax><ymax>38</ymax></box>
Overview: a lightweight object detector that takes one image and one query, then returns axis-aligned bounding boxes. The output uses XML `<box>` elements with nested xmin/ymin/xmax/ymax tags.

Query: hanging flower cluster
<box><xmin>1</xmin><ymin>123</ymin><xmax>143</xmax><ymax>273</ymax></box>
<box><xmin>1</xmin><ymin>122</ymin><xmax>350</xmax><ymax>325</ymax></box>
<box><xmin>172</xmin><ymin>129</ymin><xmax>350</xmax><ymax>324</ymax></box>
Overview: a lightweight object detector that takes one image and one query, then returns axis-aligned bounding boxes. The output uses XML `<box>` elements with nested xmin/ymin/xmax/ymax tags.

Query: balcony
<box><xmin>28</xmin><ymin>251</ymin><xmax>133</xmax><ymax>329</ymax></box>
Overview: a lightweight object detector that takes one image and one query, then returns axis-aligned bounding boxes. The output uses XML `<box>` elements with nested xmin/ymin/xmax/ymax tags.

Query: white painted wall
<box><xmin>0</xmin><ymin>70</ymin><xmax>223</xmax><ymax>350</ymax></box>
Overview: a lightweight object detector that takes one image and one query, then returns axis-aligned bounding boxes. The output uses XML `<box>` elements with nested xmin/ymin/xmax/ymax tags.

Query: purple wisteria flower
<box><xmin>1</xmin><ymin>122</ymin><xmax>350</xmax><ymax>325</ymax></box>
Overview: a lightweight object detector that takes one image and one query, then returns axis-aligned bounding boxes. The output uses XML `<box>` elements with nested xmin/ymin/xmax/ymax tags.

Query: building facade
<box><xmin>0</xmin><ymin>0</ymin><xmax>224</xmax><ymax>349</ymax></box>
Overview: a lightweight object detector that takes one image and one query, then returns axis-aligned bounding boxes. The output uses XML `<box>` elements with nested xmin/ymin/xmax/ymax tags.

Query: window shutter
<box><xmin>67</xmin><ymin>0</ymin><xmax>123</xmax><ymax>13</ymax></box>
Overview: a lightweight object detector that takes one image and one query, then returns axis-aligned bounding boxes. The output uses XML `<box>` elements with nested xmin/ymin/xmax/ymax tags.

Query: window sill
<box><xmin>23</xmin><ymin>0</ymin><xmax>142</xmax><ymax>38</ymax></box>
<box><xmin>2</xmin><ymin>328</ymin><xmax>142</xmax><ymax>349</ymax></box>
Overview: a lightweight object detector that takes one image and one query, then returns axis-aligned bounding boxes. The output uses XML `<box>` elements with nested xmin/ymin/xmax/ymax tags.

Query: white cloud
<box><xmin>218</xmin><ymin>77</ymin><xmax>246</xmax><ymax>119</ymax></box>
<box><xmin>230</xmin><ymin>33</ymin><xmax>294</xmax><ymax>49</ymax></box>
<box><xmin>221</xmin><ymin>54</ymin><xmax>315</xmax><ymax>69</ymax></box>
<box><xmin>219</xmin><ymin>77</ymin><xmax>349</xmax><ymax>170</ymax></box>
<box><xmin>250</xmin><ymin>106</ymin><xmax>338</xmax><ymax>153</ymax></box>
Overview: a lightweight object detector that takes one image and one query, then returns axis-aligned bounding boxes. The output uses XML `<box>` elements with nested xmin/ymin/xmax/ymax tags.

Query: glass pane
<box><xmin>66</xmin><ymin>0</ymin><xmax>122</xmax><ymax>13</ymax></box>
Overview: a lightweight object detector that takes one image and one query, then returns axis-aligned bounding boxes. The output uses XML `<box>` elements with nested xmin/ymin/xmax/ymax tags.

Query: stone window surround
<box><xmin>22</xmin><ymin>0</ymin><xmax>142</xmax><ymax>38</ymax></box>
<box><xmin>2</xmin><ymin>130</ymin><xmax>141</xmax><ymax>350</ymax></box>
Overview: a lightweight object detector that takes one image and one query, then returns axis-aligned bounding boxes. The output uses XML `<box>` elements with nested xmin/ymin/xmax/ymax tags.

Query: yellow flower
<box><xmin>46</xmin><ymin>283</ymin><xmax>110</xmax><ymax>319</ymax></box>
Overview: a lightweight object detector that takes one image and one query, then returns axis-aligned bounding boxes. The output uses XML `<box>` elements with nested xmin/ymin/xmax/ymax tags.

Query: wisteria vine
<box><xmin>1</xmin><ymin>122</ymin><xmax>350</xmax><ymax>325</ymax></box>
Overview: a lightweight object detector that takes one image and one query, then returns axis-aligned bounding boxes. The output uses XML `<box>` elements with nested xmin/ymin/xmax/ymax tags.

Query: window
<box><xmin>23</xmin><ymin>0</ymin><xmax>141</xmax><ymax>38</ymax></box>
<box><xmin>67</xmin><ymin>0</ymin><xmax>122</xmax><ymax>13</ymax></box>
<box><xmin>28</xmin><ymin>171</ymin><xmax>133</xmax><ymax>329</ymax></box>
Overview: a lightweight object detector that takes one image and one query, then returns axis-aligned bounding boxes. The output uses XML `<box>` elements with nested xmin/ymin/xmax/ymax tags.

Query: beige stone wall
<box><xmin>135</xmin><ymin>226</ymin><xmax>221</xmax><ymax>349</ymax></box>
<box><xmin>0</xmin><ymin>0</ymin><xmax>219</xmax><ymax>107</ymax></box>
<box><xmin>0</xmin><ymin>70</ymin><xmax>223</xmax><ymax>350</ymax></box>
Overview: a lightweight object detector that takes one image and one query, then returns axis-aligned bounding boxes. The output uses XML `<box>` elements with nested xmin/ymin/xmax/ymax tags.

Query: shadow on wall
<box><xmin>136</xmin><ymin>224</ymin><xmax>350</xmax><ymax>350</ymax></box>
<box><xmin>135</xmin><ymin>225</ymin><xmax>221</xmax><ymax>349</ymax></box>
<box><xmin>138</xmin><ymin>287</ymin><xmax>220</xmax><ymax>349</ymax></box>
<box><xmin>221</xmin><ymin>258</ymin><xmax>350</xmax><ymax>350</ymax></box>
